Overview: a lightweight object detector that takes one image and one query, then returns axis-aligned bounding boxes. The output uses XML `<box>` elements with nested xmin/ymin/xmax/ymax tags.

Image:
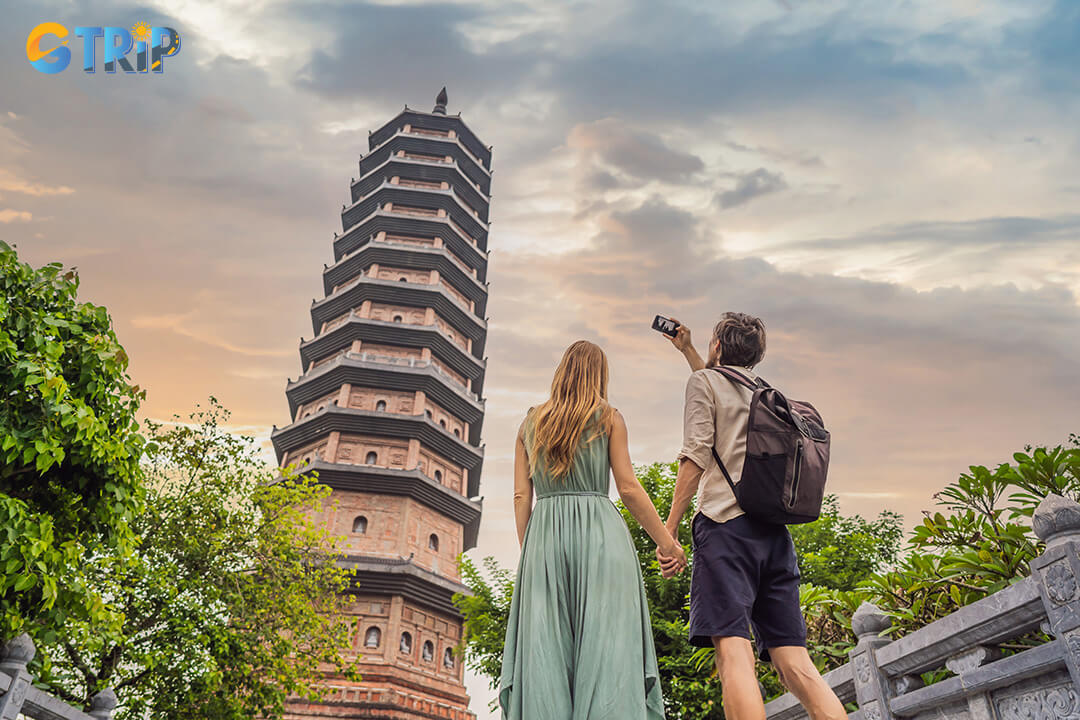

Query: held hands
<box><xmin>656</xmin><ymin>531</ymin><xmax>687</xmax><ymax>578</ymax></box>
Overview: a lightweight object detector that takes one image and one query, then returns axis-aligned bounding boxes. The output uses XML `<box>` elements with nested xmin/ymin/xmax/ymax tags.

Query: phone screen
<box><xmin>652</xmin><ymin>315</ymin><xmax>679</xmax><ymax>337</ymax></box>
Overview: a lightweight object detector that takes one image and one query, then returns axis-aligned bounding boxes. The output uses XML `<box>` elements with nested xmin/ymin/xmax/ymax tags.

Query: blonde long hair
<box><xmin>527</xmin><ymin>340</ymin><xmax>616</xmax><ymax>480</ymax></box>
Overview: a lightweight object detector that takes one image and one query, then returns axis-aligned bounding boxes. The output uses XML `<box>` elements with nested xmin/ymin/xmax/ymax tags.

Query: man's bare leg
<box><xmin>714</xmin><ymin>636</ymin><xmax>766</xmax><ymax>720</ymax></box>
<box><xmin>768</xmin><ymin>646</ymin><xmax>848</xmax><ymax>720</ymax></box>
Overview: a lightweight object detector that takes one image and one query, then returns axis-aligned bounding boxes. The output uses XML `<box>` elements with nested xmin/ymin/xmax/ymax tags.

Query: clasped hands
<box><xmin>656</xmin><ymin>529</ymin><xmax>687</xmax><ymax>579</ymax></box>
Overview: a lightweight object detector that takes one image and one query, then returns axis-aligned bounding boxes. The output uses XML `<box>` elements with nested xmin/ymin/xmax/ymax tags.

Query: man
<box><xmin>657</xmin><ymin>312</ymin><xmax>846</xmax><ymax>720</ymax></box>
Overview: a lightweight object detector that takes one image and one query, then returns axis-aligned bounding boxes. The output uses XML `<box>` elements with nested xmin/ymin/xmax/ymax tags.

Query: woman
<box><xmin>499</xmin><ymin>340</ymin><xmax>688</xmax><ymax>720</ymax></box>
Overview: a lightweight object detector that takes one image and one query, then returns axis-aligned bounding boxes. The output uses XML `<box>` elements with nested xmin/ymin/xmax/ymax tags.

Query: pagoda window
<box><xmin>375</xmin><ymin>400</ymin><xmax>387</xmax><ymax>412</ymax></box>
<box><xmin>399</xmin><ymin>276</ymin><xmax>409</xmax><ymax>282</ymax></box>
<box><xmin>365</xmin><ymin>451</ymin><xmax>378</xmax><ymax>465</ymax></box>
<box><xmin>364</xmin><ymin>627</ymin><xmax>381</xmax><ymax>648</ymax></box>
<box><xmin>428</xmin><ymin>533</ymin><xmax>439</xmax><ymax>552</ymax></box>
<box><xmin>411</xmin><ymin>127</ymin><xmax>450</xmax><ymax>138</ymax></box>
<box><xmin>422</xmin><ymin>641</ymin><xmax>434</xmax><ymax>662</ymax></box>
<box><xmin>434</xmin><ymin>470</ymin><xmax>443</xmax><ymax>483</ymax></box>
<box><xmin>403</xmin><ymin>151</ymin><xmax>444</xmax><ymax>163</ymax></box>
<box><xmin>453</xmin><ymin>428</ymin><xmax>461</xmax><ymax>438</ymax></box>
<box><xmin>439</xmin><ymin>419</ymin><xmax>447</xmax><ymax>429</ymax></box>
<box><xmin>353</xmin><ymin>516</ymin><xmax>368</xmax><ymax>534</ymax></box>
<box><xmin>393</xmin><ymin>315</ymin><xmax>403</xmax><ymax>323</ymax></box>
<box><xmin>400</xmin><ymin>177</ymin><xmax>443</xmax><ymax>188</ymax></box>
<box><xmin>399</xmin><ymin>632</ymin><xmax>412</xmax><ymax>654</ymax></box>
<box><xmin>443</xmin><ymin>648</ymin><xmax>455</xmax><ymax>669</ymax></box>
<box><xmin>425</xmin><ymin>410</ymin><xmax>433</xmax><ymax>420</ymax></box>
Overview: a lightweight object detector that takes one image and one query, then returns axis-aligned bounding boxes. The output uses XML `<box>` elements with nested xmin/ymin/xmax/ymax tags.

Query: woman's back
<box><xmin>524</xmin><ymin>409</ymin><xmax>610</xmax><ymax>497</ymax></box>
<box><xmin>501</xmin><ymin>407</ymin><xmax>665</xmax><ymax>719</ymax></box>
<box><xmin>500</xmin><ymin>340</ymin><xmax>667</xmax><ymax>719</ymax></box>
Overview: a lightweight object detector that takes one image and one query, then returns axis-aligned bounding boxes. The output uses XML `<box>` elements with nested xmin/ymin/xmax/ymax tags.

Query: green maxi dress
<box><xmin>498</xmin><ymin>412</ymin><xmax>665</xmax><ymax>720</ymax></box>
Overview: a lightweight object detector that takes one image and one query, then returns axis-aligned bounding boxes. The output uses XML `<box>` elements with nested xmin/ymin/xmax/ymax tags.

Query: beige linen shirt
<box><xmin>677</xmin><ymin>364</ymin><xmax>758</xmax><ymax>524</ymax></box>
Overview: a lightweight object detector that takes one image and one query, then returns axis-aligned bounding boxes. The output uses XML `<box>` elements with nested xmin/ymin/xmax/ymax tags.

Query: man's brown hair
<box><xmin>712</xmin><ymin>312</ymin><xmax>766</xmax><ymax>368</ymax></box>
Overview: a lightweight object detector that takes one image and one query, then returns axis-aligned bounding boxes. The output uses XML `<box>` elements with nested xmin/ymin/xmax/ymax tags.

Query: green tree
<box><xmin>1</xmin><ymin>241</ymin><xmax>144</xmax><ymax>644</ymax></box>
<box><xmin>455</xmin><ymin>555</ymin><xmax>515</xmax><ymax>710</ymax></box>
<box><xmin>790</xmin><ymin>495</ymin><xmax>903</xmax><ymax>591</ymax></box>
<box><xmin>37</xmin><ymin>400</ymin><xmax>360</xmax><ymax>720</ymax></box>
<box><xmin>618</xmin><ymin>462</ymin><xmax>721</xmax><ymax>718</ymax></box>
<box><xmin>861</xmin><ymin>440</ymin><xmax>1080</xmax><ymax>638</ymax></box>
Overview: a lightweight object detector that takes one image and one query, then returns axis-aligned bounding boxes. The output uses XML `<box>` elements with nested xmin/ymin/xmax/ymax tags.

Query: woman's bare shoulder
<box><xmin>517</xmin><ymin>406</ymin><xmax>536</xmax><ymax>440</ymax></box>
<box><xmin>605</xmin><ymin>406</ymin><xmax>627</xmax><ymax>439</ymax></box>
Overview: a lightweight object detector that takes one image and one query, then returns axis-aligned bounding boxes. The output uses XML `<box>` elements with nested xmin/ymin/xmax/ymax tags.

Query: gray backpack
<box><xmin>709</xmin><ymin>367</ymin><xmax>830</xmax><ymax>525</ymax></box>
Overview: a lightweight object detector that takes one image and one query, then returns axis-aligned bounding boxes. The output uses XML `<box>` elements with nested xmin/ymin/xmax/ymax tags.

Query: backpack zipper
<box><xmin>788</xmin><ymin>439</ymin><xmax>803</xmax><ymax>508</ymax></box>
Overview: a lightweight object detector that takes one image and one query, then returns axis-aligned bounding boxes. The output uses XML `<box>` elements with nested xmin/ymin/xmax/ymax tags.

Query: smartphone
<box><xmin>651</xmin><ymin>314</ymin><xmax>680</xmax><ymax>338</ymax></box>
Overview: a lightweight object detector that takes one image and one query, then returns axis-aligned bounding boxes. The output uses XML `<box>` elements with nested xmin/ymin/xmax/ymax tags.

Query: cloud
<box><xmin>131</xmin><ymin>312</ymin><xmax>294</xmax><ymax>359</ymax></box>
<box><xmin>758</xmin><ymin>215</ymin><xmax>1080</xmax><ymax>292</ymax></box>
<box><xmin>0</xmin><ymin>169</ymin><xmax>74</xmax><ymax>197</ymax></box>
<box><xmin>794</xmin><ymin>215</ymin><xmax>1080</xmax><ymax>252</ymax></box>
<box><xmin>289</xmin><ymin>1</ymin><xmax>499</xmax><ymax>102</ymax></box>
<box><xmin>481</xmin><ymin>195</ymin><xmax>1080</xmax><ymax>567</ymax></box>
<box><xmin>0</xmin><ymin>209</ymin><xmax>32</xmax><ymax>223</ymax></box>
<box><xmin>567</xmin><ymin>119</ymin><xmax>705</xmax><ymax>184</ymax></box>
<box><xmin>715</xmin><ymin>167</ymin><xmax>788</xmax><ymax>209</ymax></box>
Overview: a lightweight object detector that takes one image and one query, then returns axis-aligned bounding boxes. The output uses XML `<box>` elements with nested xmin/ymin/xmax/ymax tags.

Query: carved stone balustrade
<box><xmin>0</xmin><ymin>633</ymin><xmax>116</xmax><ymax>720</ymax></box>
<box><xmin>765</xmin><ymin>493</ymin><xmax>1080</xmax><ymax>720</ymax></box>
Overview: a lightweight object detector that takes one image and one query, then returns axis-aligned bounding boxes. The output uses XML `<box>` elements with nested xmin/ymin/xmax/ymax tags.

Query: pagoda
<box><xmin>273</xmin><ymin>88</ymin><xmax>490</xmax><ymax>719</ymax></box>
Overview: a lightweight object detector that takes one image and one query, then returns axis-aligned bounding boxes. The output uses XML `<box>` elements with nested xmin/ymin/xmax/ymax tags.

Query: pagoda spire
<box><xmin>274</xmin><ymin>94</ymin><xmax>491</xmax><ymax>720</ymax></box>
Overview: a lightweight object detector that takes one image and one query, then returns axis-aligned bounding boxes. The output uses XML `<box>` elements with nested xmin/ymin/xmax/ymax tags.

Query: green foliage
<box><xmin>862</xmin><ymin>441</ymin><xmax>1080</xmax><ymax>639</ymax></box>
<box><xmin>687</xmin><ymin>494</ymin><xmax>903</xmax><ymax>706</ymax></box>
<box><xmin>616</xmin><ymin>462</ymin><xmax>720</xmax><ymax>718</ymax></box>
<box><xmin>0</xmin><ymin>240</ymin><xmax>144</xmax><ymax>641</ymax></box>
<box><xmin>790</xmin><ymin>495</ymin><xmax>903</xmax><ymax>591</ymax></box>
<box><xmin>783</xmin><ymin>440</ymin><xmax>1080</xmax><ymax>692</ymax></box>
<box><xmin>455</xmin><ymin>556</ymin><xmax>515</xmax><ymax>710</ymax></box>
<box><xmin>36</xmin><ymin>399</ymin><xmax>360</xmax><ymax>719</ymax></box>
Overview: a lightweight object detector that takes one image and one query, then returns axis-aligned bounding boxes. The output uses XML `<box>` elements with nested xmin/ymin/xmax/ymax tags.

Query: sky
<box><xmin>3</xmin><ymin>0</ymin><xmax>1080</xmax><ymax>715</ymax></box>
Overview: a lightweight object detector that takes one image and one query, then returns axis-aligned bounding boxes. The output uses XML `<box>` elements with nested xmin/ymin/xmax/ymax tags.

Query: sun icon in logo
<box><xmin>132</xmin><ymin>21</ymin><xmax>152</xmax><ymax>43</ymax></box>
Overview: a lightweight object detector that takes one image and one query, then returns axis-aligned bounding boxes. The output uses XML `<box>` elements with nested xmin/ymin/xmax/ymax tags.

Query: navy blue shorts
<box><xmin>689</xmin><ymin>512</ymin><xmax>807</xmax><ymax>662</ymax></box>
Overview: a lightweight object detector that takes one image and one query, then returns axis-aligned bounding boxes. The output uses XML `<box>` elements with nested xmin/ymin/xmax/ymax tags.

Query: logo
<box><xmin>27</xmin><ymin>23</ymin><xmax>181</xmax><ymax>74</ymax></box>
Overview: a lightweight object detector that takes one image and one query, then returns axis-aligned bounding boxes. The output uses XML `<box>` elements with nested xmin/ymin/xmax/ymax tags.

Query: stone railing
<box><xmin>0</xmin><ymin>634</ymin><xmax>116</xmax><ymax>719</ymax></box>
<box><xmin>765</xmin><ymin>493</ymin><xmax>1080</xmax><ymax>720</ymax></box>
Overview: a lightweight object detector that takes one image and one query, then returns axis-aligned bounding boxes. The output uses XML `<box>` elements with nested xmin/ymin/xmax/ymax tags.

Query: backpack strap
<box><xmin>710</xmin><ymin>365</ymin><xmax>769</xmax><ymax>390</ymax></box>
<box><xmin>709</xmin><ymin>446</ymin><xmax>739</xmax><ymax>497</ymax></box>
<box><xmin>707</xmin><ymin>366</ymin><xmax>763</xmax><ymax>497</ymax></box>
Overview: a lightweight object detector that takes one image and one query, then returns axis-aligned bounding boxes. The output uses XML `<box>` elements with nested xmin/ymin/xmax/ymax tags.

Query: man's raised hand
<box><xmin>666</xmin><ymin>317</ymin><xmax>692</xmax><ymax>352</ymax></box>
<box><xmin>665</xmin><ymin>317</ymin><xmax>706</xmax><ymax>371</ymax></box>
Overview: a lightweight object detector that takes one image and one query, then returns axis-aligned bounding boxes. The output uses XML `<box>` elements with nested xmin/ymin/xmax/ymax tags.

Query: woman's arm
<box><xmin>655</xmin><ymin>457</ymin><xmax>705</xmax><ymax>578</ymax></box>
<box><xmin>513</xmin><ymin>419</ymin><xmax>534</xmax><ymax>547</ymax></box>
<box><xmin>666</xmin><ymin>457</ymin><xmax>703</xmax><ymax>536</ymax></box>
<box><xmin>609</xmin><ymin>410</ymin><xmax>687</xmax><ymax>566</ymax></box>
